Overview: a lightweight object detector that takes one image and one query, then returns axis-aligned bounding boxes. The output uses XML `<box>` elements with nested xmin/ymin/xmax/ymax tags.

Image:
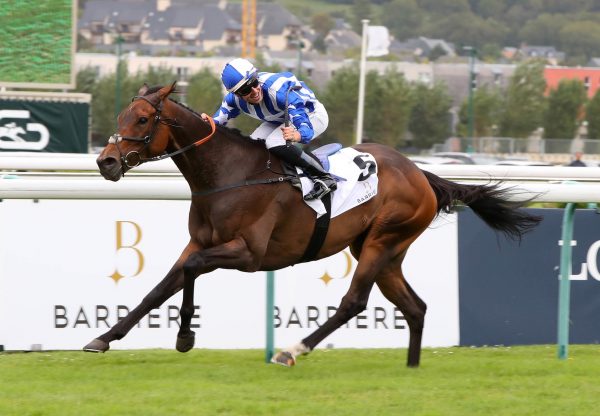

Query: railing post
<box><xmin>557</xmin><ymin>202</ymin><xmax>576</xmax><ymax>360</ymax></box>
<box><xmin>265</xmin><ymin>270</ymin><xmax>275</xmax><ymax>363</ymax></box>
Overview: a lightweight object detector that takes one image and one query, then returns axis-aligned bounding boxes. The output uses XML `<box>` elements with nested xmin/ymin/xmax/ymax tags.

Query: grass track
<box><xmin>1</xmin><ymin>346</ymin><xmax>600</xmax><ymax>415</ymax></box>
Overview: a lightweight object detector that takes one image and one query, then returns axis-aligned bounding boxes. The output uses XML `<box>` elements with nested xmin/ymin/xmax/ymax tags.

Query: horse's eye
<box><xmin>139</xmin><ymin>117</ymin><xmax>148</xmax><ymax>125</ymax></box>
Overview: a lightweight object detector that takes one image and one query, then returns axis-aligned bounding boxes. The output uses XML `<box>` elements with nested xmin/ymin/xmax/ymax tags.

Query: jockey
<box><xmin>201</xmin><ymin>58</ymin><xmax>336</xmax><ymax>201</ymax></box>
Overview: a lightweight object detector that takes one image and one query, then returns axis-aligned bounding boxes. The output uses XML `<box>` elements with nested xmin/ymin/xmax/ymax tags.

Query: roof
<box><xmin>324</xmin><ymin>20</ymin><xmax>361</xmax><ymax>51</ymax></box>
<box><xmin>144</xmin><ymin>4</ymin><xmax>239</xmax><ymax>42</ymax></box>
<box><xmin>520</xmin><ymin>45</ymin><xmax>566</xmax><ymax>61</ymax></box>
<box><xmin>226</xmin><ymin>3</ymin><xmax>301</xmax><ymax>35</ymax></box>
<box><xmin>79</xmin><ymin>0</ymin><xmax>154</xmax><ymax>27</ymax></box>
<box><xmin>588</xmin><ymin>58</ymin><xmax>600</xmax><ymax>67</ymax></box>
<box><xmin>394</xmin><ymin>37</ymin><xmax>455</xmax><ymax>57</ymax></box>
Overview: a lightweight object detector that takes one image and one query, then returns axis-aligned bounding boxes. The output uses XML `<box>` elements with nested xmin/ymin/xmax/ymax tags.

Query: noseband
<box><xmin>108</xmin><ymin>95</ymin><xmax>216</xmax><ymax>171</ymax></box>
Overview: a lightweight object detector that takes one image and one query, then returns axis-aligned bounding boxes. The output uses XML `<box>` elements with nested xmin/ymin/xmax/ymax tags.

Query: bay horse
<box><xmin>85</xmin><ymin>82</ymin><xmax>541</xmax><ymax>367</ymax></box>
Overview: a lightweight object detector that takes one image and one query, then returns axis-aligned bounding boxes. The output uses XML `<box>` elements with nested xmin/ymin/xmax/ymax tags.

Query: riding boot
<box><xmin>270</xmin><ymin>144</ymin><xmax>337</xmax><ymax>201</ymax></box>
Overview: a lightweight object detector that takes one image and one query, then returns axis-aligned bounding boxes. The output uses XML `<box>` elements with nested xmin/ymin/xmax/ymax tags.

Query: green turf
<box><xmin>1</xmin><ymin>346</ymin><xmax>599</xmax><ymax>415</ymax></box>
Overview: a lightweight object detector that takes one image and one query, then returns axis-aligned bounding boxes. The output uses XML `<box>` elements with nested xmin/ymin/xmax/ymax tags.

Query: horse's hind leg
<box><xmin>271</xmin><ymin>243</ymin><xmax>388</xmax><ymax>366</ymax></box>
<box><xmin>272</xmin><ymin>196</ymin><xmax>435</xmax><ymax>366</ymax></box>
<box><xmin>376</xmin><ymin>260</ymin><xmax>427</xmax><ymax>367</ymax></box>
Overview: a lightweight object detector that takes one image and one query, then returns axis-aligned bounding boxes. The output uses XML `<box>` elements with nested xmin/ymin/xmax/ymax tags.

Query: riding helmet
<box><xmin>221</xmin><ymin>58</ymin><xmax>258</xmax><ymax>93</ymax></box>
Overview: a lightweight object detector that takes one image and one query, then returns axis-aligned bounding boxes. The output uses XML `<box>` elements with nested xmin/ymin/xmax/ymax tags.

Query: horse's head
<box><xmin>97</xmin><ymin>82</ymin><xmax>177</xmax><ymax>181</ymax></box>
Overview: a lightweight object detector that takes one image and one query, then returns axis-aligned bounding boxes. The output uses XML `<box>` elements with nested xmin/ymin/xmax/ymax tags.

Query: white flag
<box><xmin>367</xmin><ymin>26</ymin><xmax>390</xmax><ymax>57</ymax></box>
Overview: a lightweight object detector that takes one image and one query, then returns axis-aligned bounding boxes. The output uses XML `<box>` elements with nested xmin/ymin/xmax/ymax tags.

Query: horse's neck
<box><xmin>168</xmin><ymin>112</ymin><xmax>265</xmax><ymax>192</ymax></box>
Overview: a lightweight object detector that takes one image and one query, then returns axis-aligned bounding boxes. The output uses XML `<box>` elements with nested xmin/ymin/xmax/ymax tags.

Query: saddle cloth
<box><xmin>298</xmin><ymin>146</ymin><xmax>379</xmax><ymax>218</ymax></box>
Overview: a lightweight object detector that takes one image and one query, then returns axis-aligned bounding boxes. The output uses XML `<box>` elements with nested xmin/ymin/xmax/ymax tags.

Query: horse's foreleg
<box><xmin>175</xmin><ymin>257</ymin><xmax>198</xmax><ymax>352</ymax></box>
<box><xmin>83</xmin><ymin>243</ymin><xmax>202</xmax><ymax>353</ymax></box>
<box><xmin>175</xmin><ymin>237</ymin><xmax>261</xmax><ymax>353</ymax></box>
<box><xmin>83</xmin><ymin>265</ymin><xmax>185</xmax><ymax>352</ymax></box>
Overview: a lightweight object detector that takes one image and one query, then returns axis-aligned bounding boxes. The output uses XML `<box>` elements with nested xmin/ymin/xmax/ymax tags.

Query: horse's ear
<box><xmin>137</xmin><ymin>83</ymin><xmax>150</xmax><ymax>96</ymax></box>
<box><xmin>158</xmin><ymin>81</ymin><xmax>178</xmax><ymax>100</ymax></box>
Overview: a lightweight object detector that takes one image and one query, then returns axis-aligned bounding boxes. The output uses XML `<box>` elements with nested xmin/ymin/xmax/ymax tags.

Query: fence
<box><xmin>432</xmin><ymin>137</ymin><xmax>600</xmax><ymax>163</ymax></box>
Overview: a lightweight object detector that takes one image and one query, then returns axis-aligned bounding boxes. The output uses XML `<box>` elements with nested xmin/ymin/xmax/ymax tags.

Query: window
<box><xmin>176</xmin><ymin>67</ymin><xmax>189</xmax><ymax>82</ymax></box>
<box><xmin>493</xmin><ymin>72</ymin><xmax>502</xmax><ymax>86</ymax></box>
<box><xmin>418</xmin><ymin>72</ymin><xmax>431</xmax><ymax>84</ymax></box>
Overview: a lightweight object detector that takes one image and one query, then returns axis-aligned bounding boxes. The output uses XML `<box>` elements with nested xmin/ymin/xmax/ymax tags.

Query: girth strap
<box><xmin>300</xmin><ymin>192</ymin><xmax>332</xmax><ymax>262</ymax></box>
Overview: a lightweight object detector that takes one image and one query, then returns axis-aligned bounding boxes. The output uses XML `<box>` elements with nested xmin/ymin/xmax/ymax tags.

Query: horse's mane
<box><xmin>143</xmin><ymin>84</ymin><xmax>266</xmax><ymax>150</ymax></box>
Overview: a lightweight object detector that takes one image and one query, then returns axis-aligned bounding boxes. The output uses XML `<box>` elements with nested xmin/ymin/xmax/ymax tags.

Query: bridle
<box><xmin>108</xmin><ymin>95</ymin><xmax>216</xmax><ymax>170</ymax></box>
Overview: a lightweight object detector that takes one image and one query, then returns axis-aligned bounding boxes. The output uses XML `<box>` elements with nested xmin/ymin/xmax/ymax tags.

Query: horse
<box><xmin>86</xmin><ymin>82</ymin><xmax>541</xmax><ymax>367</ymax></box>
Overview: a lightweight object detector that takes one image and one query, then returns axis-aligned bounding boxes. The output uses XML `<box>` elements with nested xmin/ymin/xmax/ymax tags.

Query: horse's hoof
<box><xmin>176</xmin><ymin>332</ymin><xmax>195</xmax><ymax>353</ymax></box>
<box><xmin>83</xmin><ymin>338</ymin><xmax>110</xmax><ymax>353</ymax></box>
<box><xmin>271</xmin><ymin>351</ymin><xmax>296</xmax><ymax>367</ymax></box>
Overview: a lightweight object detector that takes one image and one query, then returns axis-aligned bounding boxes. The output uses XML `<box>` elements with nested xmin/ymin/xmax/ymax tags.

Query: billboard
<box><xmin>0</xmin><ymin>0</ymin><xmax>77</xmax><ymax>89</ymax></box>
<box><xmin>0</xmin><ymin>94</ymin><xmax>90</xmax><ymax>152</ymax></box>
<box><xmin>458</xmin><ymin>208</ymin><xmax>600</xmax><ymax>346</ymax></box>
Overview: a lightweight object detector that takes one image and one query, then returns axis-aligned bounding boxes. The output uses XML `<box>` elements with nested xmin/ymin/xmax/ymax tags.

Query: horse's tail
<box><xmin>422</xmin><ymin>170</ymin><xmax>542</xmax><ymax>241</ymax></box>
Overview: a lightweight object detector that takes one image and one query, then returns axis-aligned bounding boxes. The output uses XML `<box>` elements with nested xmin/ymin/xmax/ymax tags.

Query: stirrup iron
<box><xmin>304</xmin><ymin>178</ymin><xmax>336</xmax><ymax>201</ymax></box>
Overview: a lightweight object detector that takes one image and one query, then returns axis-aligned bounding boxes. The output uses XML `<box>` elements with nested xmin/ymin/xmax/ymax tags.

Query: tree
<box><xmin>185</xmin><ymin>68</ymin><xmax>223</xmax><ymax>115</ymax></box>
<box><xmin>543</xmin><ymin>79</ymin><xmax>587</xmax><ymax>139</ymax></box>
<box><xmin>365</xmin><ymin>67</ymin><xmax>413</xmax><ymax>147</ymax></box>
<box><xmin>470</xmin><ymin>0</ymin><xmax>506</xmax><ymax>18</ymax></box>
<box><xmin>351</xmin><ymin>0</ymin><xmax>373</xmax><ymax>33</ymax></box>
<box><xmin>130</xmin><ymin>66</ymin><xmax>177</xmax><ymax>88</ymax></box>
<box><xmin>89</xmin><ymin>73</ymin><xmax>120</xmax><ymax>140</ymax></box>
<box><xmin>416</xmin><ymin>0</ymin><xmax>470</xmax><ymax>16</ymax></box>
<box><xmin>311</xmin><ymin>13</ymin><xmax>335</xmax><ymax>36</ymax></box>
<box><xmin>75</xmin><ymin>67</ymin><xmax>98</xmax><ymax>95</ymax></box>
<box><xmin>586</xmin><ymin>89</ymin><xmax>600</xmax><ymax>139</ymax></box>
<box><xmin>559</xmin><ymin>20</ymin><xmax>600</xmax><ymax>61</ymax></box>
<box><xmin>499</xmin><ymin>60</ymin><xmax>547</xmax><ymax>138</ymax></box>
<box><xmin>319</xmin><ymin>66</ymin><xmax>360</xmax><ymax>146</ymax></box>
<box><xmin>457</xmin><ymin>85</ymin><xmax>504</xmax><ymax>138</ymax></box>
<box><xmin>424</xmin><ymin>12</ymin><xmax>508</xmax><ymax>49</ymax></box>
<box><xmin>311</xmin><ymin>13</ymin><xmax>335</xmax><ymax>53</ymax></box>
<box><xmin>408</xmin><ymin>82</ymin><xmax>452</xmax><ymax>149</ymax></box>
<box><xmin>380</xmin><ymin>0</ymin><xmax>424</xmax><ymax>41</ymax></box>
<box><xmin>428</xmin><ymin>45</ymin><xmax>448</xmax><ymax>61</ymax></box>
<box><xmin>518</xmin><ymin>13</ymin><xmax>568</xmax><ymax>47</ymax></box>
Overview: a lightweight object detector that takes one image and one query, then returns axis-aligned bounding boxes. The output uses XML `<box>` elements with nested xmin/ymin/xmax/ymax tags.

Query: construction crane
<box><xmin>241</xmin><ymin>0</ymin><xmax>256</xmax><ymax>59</ymax></box>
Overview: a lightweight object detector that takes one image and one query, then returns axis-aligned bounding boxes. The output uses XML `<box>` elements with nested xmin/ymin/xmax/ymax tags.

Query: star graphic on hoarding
<box><xmin>319</xmin><ymin>272</ymin><xmax>333</xmax><ymax>285</ymax></box>
<box><xmin>110</xmin><ymin>270</ymin><xmax>125</xmax><ymax>284</ymax></box>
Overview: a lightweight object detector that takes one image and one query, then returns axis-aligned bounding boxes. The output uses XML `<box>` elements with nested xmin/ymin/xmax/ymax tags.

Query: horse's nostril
<box><xmin>96</xmin><ymin>156</ymin><xmax>123</xmax><ymax>181</ymax></box>
<box><xmin>97</xmin><ymin>156</ymin><xmax>117</xmax><ymax>170</ymax></box>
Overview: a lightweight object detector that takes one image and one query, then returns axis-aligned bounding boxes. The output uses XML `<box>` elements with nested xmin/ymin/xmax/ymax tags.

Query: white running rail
<box><xmin>1</xmin><ymin>153</ymin><xmax>600</xmax><ymax>202</ymax></box>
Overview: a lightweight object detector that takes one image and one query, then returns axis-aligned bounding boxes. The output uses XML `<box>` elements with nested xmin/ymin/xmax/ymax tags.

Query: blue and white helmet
<box><xmin>221</xmin><ymin>58</ymin><xmax>258</xmax><ymax>93</ymax></box>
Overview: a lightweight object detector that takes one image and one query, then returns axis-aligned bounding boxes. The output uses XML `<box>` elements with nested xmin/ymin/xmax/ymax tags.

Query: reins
<box><xmin>145</xmin><ymin>114</ymin><xmax>216</xmax><ymax>163</ymax></box>
<box><xmin>192</xmin><ymin>175</ymin><xmax>297</xmax><ymax>197</ymax></box>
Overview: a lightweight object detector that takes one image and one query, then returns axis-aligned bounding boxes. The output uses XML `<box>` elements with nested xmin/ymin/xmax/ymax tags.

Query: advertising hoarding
<box><xmin>458</xmin><ymin>208</ymin><xmax>600</xmax><ymax>346</ymax></box>
<box><xmin>0</xmin><ymin>199</ymin><xmax>459</xmax><ymax>351</ymax></box>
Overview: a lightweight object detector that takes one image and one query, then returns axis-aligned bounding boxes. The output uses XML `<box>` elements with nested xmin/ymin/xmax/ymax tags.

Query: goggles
<box><xmin>235</xmin><ymin>77</ymin><xmax>259</xmax><ymax>96</ymax></box>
